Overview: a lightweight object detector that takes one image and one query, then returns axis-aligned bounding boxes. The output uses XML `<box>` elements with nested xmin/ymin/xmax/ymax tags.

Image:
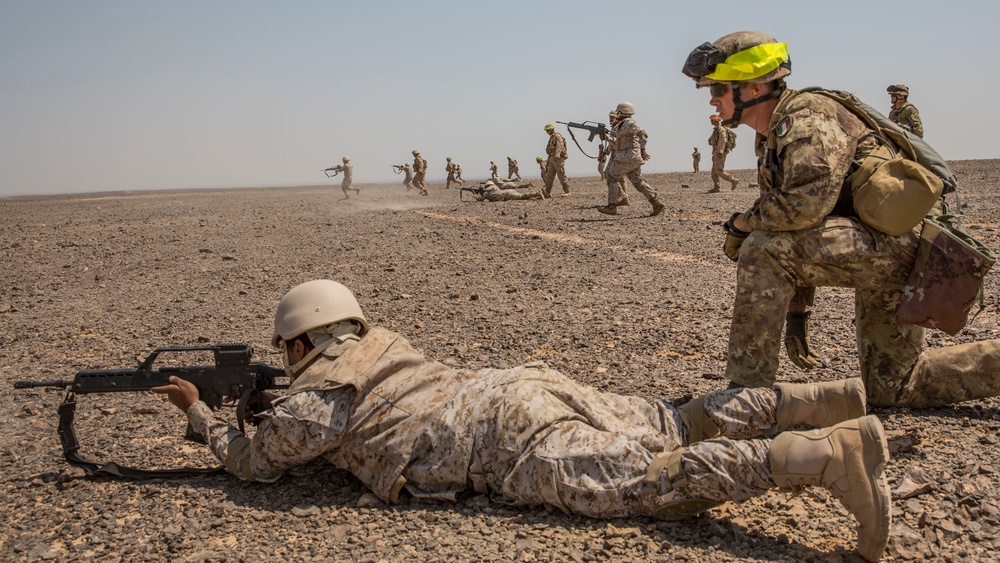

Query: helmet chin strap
<box><xmin>724</xmin><ymin>82</ymin><xmax>785</xmax><ymax>128</ymax></box>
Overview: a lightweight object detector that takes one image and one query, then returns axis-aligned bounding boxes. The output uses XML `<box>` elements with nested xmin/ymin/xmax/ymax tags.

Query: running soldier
<box><xmin>507</xmin><ymin>156</ymin><xmax>521</xmax><ymax>180</ymax></box>
<box><xmin>597</xmin><ymin>102</ymin><xmax>664</xmax><ymax>217</ymax></box>
<box><xmin>412</xmin><ymin>150</ymin><xmax>428</xmax><ymax>196</ymax></box>
<box><xmin>542</xmin><ymin>124</ymin><xmax>571</xmax><ymax>197</ymax></box>
<box><xmin>887</xmin><ymin>84</ymin><xmax>924</xmax><ymax>138</ymax></box>
<box><xmin>153</xmin><ymin>279</ymin><xmax>890</xmax><ymax>563</ymax></box>
<box><xmin>445</xmin><ymin>157</ymin><xmax>463</xmax><ymax>189</ymax></box>
<box><xmin>489</xmin><ymin>161</ymin><xmax>499</xmax><ymax>181</ymax></box>
<box><xmin>682</xmin><ymin>31</ymin><xmax>1000</xmax><ymax>411</ymax></box>
<box><xmin>708</xmin><ymin>115</ymin><xmax>739</xmax><ymax>192</ymax></box>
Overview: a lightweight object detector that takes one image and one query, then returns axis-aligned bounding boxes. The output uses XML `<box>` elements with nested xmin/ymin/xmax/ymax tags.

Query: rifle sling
<box><xmin>564</xmin><ymin>126</ymin><xmax>599</xmax><ymax>160</ymax></box>
<box><xmin>57</xmin><ymin>393</ymin><xmax>226</xmax><ymax>479</ymax></box>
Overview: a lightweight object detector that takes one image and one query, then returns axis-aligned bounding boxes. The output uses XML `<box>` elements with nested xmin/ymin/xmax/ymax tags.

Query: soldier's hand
<box><xmin>722</xmin><ymin>212</ymin><xmax>749</xmax><ymax>262</ymax></box>
<box><xmin>151</xmin><ymin>376</ymin><xmax>200</xmax><ymax>413</ymax></box>
<box><xmin>784</xmin><ymin>312</ymin><xmax>826</xmax><ymax>370</ymax></box>
<box><xmin>641</xmin><ymin>149</ymin><xmax>651</xmax><ymax>162</ymax></box>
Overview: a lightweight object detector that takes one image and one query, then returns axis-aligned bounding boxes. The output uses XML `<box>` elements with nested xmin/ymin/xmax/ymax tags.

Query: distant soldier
<box><xmin>692</xmin><ymin>147</ymin><xmax>701</xmax><ymax>172</ymax></box>
<box><xmin>470</xmin><ymin>179</ymin><xmax>544</xmax><ymax>202</ymax></box>
<box><xmin>708</xmin><ymin>114</ymin><xmax>739</xmax><ymax>192</ymax></box>
<box><xmin>507</xmin><ymin>156</ymin><xmax>521</xmax><ymax>180</ymax></box>
<box><xmin>445</xmin><ymin>157</ymin><xmax>463</xmax><ymax>189</ymax></box>
<box><xmin>412</xmin><ymin>150</ymin><xmax>429</xmax><ymax>196</ymax></box>
<box><xmin>392</xmin><ymin>163</ymin><xmax>415</xmax><ymax>191</ymax></box>
<box><xmin>887</xmin><ymin>84</ymin><xmax>924</xmax><ymax>138</ymax></box>
<box><xmin>597</xmin><ymin>102</ymin><xmax>663</xmax><ymax>216</ymax></box>
<box><xmin>490</xmin><ymin>161</ymin><xmax>499</xmax><ymax>181</ymax></box>
<box><xmin>542</xmin><ymin>124</ymin><xmax>571</xmax><ymax>197</ymax></box>
<box><xmin>536</xmin><ymin>156</ymin><xmax>546</xmax><ymax>177</ymax></box>
<box><xmin>454</xmin><ymin>163</ymin><xmax>464</xmax><ymax>182</ymax></box>
<box><xmin>597</xmin><ymin>110</ymin><xmax>618</xmax><ymax>181</ymax></box>
<box><xmin>328</xmin><ymin>156</ymin><xmax>359</xmax><ymax>199</ymax></box>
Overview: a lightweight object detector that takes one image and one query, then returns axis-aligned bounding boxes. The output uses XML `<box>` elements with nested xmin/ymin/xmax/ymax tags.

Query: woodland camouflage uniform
<box><xmin>726</xmin><ymin>88</ymin><xmax>1000</xmax><ymax>407</ymax></box>
<box><xmin>888</xmin><ymin>101</ymin><xmax>924</xmax><ymax>139</ymax></box>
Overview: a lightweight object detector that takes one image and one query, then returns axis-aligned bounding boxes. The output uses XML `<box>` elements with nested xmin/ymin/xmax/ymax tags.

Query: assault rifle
<box><xmin>556</xmin><ymin>121</ymin><xmax>609</xmax><ymax>159</ymax></box>
<box><xmin>323</xmin><ymin>165</ymin><xmax>344</xmax><ymax>178</ymax></box>
<box><xmin>391</xmin><ymin>164</ymin><xmax>406</xmax><ymax>174</ymax></box>
<box><xmin>14</xmin><ymin>344</ymin><xmax>287</xmax><ymax>478</ymax></box>
<box><xmin>459</xmin><ymin>183</ymin><xmax>487</xmax><ymax>201</ymax></box>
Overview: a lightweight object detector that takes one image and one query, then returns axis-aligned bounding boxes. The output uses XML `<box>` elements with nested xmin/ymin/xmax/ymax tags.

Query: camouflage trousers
<box><xmin>726</xmin><ymin>215</ymin><xmax>1000</xmax><ymax>407</ymax></box>
<box><xmin>341</xmin><ymin>178</ymin><xmax>354</xmax><ymax>196</ymax></box>
<box><xmin>446</xmin><ymin>172</ymin><xmax>462</xmax><ymax>189</ymax></box>
<box><xmin>482</xmin><ymin>189</ymin><xmax>541</xmax><ymax>202</ymax></box>
<box><xmin>606</xmin><ymin>159</ymin><xmax>656</xmax><ymax>206</ymax></box>
<box><xmin>542</xmin><ymin>157</ymin><xmax>570</xmax><ymax>194</ymax></box>
<box><xmin>693</xmin><ymin>158</ymin><xmax>700</xmax><ymax>173</ymax></box>
<box><xmin>711</xmin><ymin>154</ymin><xmax>737</xmax><ymax>189</ymax></box>
<box><xmin>413</xmin><ymin>171</ymin><xmax>428</xmax><ymax>195</ymax></box>
<box><xmin>508</xmin><ymin>167</ymin><xmax>521</xmax><ymax>180</ymax></box>
<box><xmin>468</xmin><ymin>367</ymin><xmax>779</xmax><ymax>518</ymax></box>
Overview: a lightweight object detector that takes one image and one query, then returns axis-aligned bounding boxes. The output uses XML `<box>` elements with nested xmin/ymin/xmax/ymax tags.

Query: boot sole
<box><xmin>857</xmin><ymin>415</ymin><xmax>891</xmax><ymax>563</ymax></box>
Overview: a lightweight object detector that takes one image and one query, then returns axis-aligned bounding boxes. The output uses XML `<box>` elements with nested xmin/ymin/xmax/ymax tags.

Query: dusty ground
<box><xmin>2</xmin><ymin>161</ymin><xmax>999</xmax><ymax>562</ymax></box>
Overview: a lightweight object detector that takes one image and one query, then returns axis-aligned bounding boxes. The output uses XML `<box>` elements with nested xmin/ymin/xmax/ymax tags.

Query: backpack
<box><xmin>725</xmin><ymin>128</ymin><xmax>736</xmax><ymax>152</ymax></box>
<box><xmin>798</xmin><ymin>88</ymin><xmax>955</xmax><ymax>235</ymax></box>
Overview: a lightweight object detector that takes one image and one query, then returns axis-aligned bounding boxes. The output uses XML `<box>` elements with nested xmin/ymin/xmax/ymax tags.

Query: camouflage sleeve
<box><xmin>186</xmin><ymin>386</ymin><xmax>355</xmax><ymax>482</ymax></box>
<box><xmin>743</xmin><ymin>104</ymin><xmax>854</xmax><ymax>232</ymax></box>
<box><xmin>903</xmin><ymin>105</ymin><xmax>924</xmax><ymax>138</ymax></box>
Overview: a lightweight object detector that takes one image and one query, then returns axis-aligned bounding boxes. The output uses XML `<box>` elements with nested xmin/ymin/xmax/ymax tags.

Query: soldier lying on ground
<box><xmin>469</xmin><ymin>179</ymin><xmax>544</xmax><ymax>202</ymax></box>
<box><xmin>152</xmin><ymin>280</ymin><xmax>891</xmax><ymax>562</ymax></box>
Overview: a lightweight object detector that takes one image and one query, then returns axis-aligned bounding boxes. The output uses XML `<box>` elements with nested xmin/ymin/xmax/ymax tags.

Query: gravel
<box><xmin>1</xmin><ymin>160</ymin><xmax>998</xmax><ymax>561</ymax></box>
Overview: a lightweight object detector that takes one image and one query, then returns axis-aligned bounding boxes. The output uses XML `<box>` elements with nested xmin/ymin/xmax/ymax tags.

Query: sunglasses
<box><xmin>709</xmin><ymin>83</ymin><xmax>731</xmax><ymax>98</ymax></box>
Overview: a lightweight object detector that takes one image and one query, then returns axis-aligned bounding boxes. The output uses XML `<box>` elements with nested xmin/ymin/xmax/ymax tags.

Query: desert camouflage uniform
<box><xmin>445</xmin><ymin>161</ymin><xmax>463</xmax><ymax>189</ymax></box>
<box><xmin>709</xmin><ymin>124</ymin><xmax>739</xmax><ymax>191</ymax></box>
<box><xmin>597</xmin><ymin>141</ymin><xmax>610</xmax><ymax>181</ymax></box>
<box><xmin>888</xmin><ymin>101</ymin><xmax>924</xmax><ymax>138</ymax></box>
<box><xmin>537</xmin><ymin>158</ymin><xmax>547</xmax><ymax>177</ymax></box>
<box><xmin>507</xmin><ymin>157</ymin><xmax>521</xmax><ymax>180</ymax></box>
<box><xmin>604</xmin><ymin>117</ymin><xmax>657</xmax><ymax>206</ymax></box>
<box><xmin>187</xmin><ymin>328</ymin><xmax>790</xmax><ymax>516</ymax></box>
<box><xmin>454</xmin><ymin>164</ymin><xmax>464</xmax><ymax>181</ymax></box>
<box><xmin>474</xmin><ymin>180</ymin><xmax>543</xmax><ymax>202</ymax></box>
<box><xmin>399</xmin><ymin>163</ymin><xmax>415</xmax><ymax>191</ymax></box>
<box><xmin>543</xmin><ymin>132</ymin><xmax>570</xmax><ymax>196</ymax></box>
<box><xmin>340</xmin><ymin>162</ymin><xmax>356</xmax><ymax>197</ymax></box>
<box><xmin>725</xmin><ymin>89</ymin><xmax>1000</xmax><ymax>407</ymax></box>
<box><xmin>490</xmin><ymin>162</ymin><xmax>499</xmax><ymax>182</ymax></box>
<box><xmin>413</xmin><ymin>155</ymin><xmax>429</xmax><ymax>196</ymax></box>
<box><xmin>692</xmin><ymin>148</ymin><xmax>701</xmax><ymax>173</ymax></box>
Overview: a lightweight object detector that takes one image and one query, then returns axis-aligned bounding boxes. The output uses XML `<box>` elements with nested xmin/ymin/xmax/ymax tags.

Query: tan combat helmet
<box><xmin>412</xmin><ymin>149</ymin><xmax>420</xmax><ymax>155</ymax></box>
<box><xmin>544</xmin><ymin>123</ymin><xmax>555</xmax><ymax>131</ymax></box>
<box><xmin>683</xmin><ymin>31</ymin><xmax>791</xmax><ymax>127</ymax></box>
<box><xmin>446</xmin><ymin>156</ymin><xmax>452</xmax><ymax>161</ymax></box>
<box><xmin>887</xmin><ymin>84</ymin><xmax>909</xmax><ymax>97</ymax></box>
<box><xmin>536</xmin><ymin>156</ymin><xmax>543</xmax><ymax>162</ymax></box>
<box><xmin>616</xmin><ymin>102</ymin><xmax>635</xmax><ymax>116</ymax></box>
<box><xmin>342</xmin><ymin>156</ymin><xmax>350</xmax><ymax>163</ymax></box>
<box><xmin>272</xmin><ymin>280</ymin><xmax>369</xmax><ymax>379</ymax></box>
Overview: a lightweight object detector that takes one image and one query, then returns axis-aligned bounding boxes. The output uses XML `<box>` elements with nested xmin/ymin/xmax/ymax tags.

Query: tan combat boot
<box><xmin>707</xmin><ymin>186</ymin><xmax>721</xmax><ymax>193</ymax></box>
<box><xmin>769</xmin><ymin>416</ymin><xmax>890</xmax><ymax>562</ymax></box>
<box><xmin>597</xmin><ymin>205</ymin><xmax>618</xmax><ymax>215</ymax></box>
<box><xmin>650</xmin><ymin>198</ymin><xmax>665</xmax><ymax>217</ymax></box>
<box><xmin>775</xmin><ymin>378</ymin><xmax>866</xmax><ymax>429</ymax></box>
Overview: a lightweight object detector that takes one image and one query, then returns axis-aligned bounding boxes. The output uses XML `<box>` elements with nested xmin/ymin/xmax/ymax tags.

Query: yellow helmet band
<box><xmin>706</xmin><ymin>42</ymin><xmax>788</xmax><ymax>82</ymax></box>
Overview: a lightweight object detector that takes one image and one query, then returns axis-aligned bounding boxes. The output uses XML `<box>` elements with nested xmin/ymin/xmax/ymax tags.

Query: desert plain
<box><xmin>2</xmin><ymin>161</ymin><xmax>999</xmax><ymax>562</ymax></box>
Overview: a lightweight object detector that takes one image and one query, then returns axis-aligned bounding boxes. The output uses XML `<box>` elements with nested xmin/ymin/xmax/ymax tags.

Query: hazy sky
<box><xmin>2</xmin><ymin>1</ymin><xmax>996</xmax><ymax>197</ymax></box>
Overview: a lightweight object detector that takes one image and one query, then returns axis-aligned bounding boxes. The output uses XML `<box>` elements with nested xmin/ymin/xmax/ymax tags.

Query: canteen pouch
<box><xmin>851</xmin><ymin>144</ymin><xmax>944</xmax><ymax>236</ymax></box>
<box><xmin>896</xmin><ymin>218</ymin><xmax>996</xmax><ymax>335</ymax></box>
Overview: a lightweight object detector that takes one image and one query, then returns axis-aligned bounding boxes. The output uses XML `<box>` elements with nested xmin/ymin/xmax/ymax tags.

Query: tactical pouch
<box><xmin>896</xmin><ymin>217</ymin><xmax>996</xmax><ymax>335</ymax></box>
<box><xmin>851</xmin><ymin>144</ymin><xmax>944</xmax><ymax>236</ymax></box>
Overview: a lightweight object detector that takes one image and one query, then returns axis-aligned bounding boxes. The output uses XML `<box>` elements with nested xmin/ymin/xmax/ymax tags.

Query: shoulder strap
<box><xmin>800</xmin><ymin>87</ymin><xmax>957</xmax><ymax>194</ymax></box>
